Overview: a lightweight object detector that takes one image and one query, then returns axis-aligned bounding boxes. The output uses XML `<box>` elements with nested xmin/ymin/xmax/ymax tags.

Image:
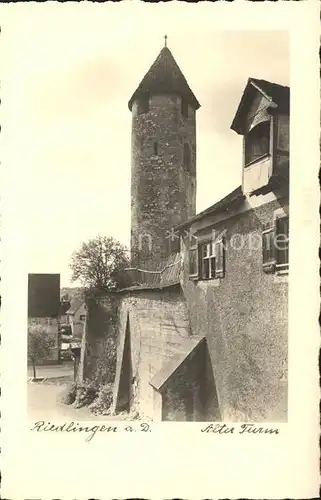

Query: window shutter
<box><xmin>188</xmin><ymin>236</ymin><xmax>199</xmax><ymax>280</ymax></box>
<box><xmin>215</xmin><ymin>238</ymin><xmax>225</xmax><ymax>278</ymax></box>
<box><xmin>275</xmin><ymin>215</ymin><xmax>289</xmax><ymax>272</ymax></box>
<box><xmin>262</xmin><ymin>223</ymin><xmax>276</xmax><ymax>272</ymax></box>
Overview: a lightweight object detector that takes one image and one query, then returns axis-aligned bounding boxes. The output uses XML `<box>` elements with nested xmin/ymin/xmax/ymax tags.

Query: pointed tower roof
<box><xmin>128</xmin><ymin>44</ymin><xmax>201</xmax><ymax>111</ymax></box>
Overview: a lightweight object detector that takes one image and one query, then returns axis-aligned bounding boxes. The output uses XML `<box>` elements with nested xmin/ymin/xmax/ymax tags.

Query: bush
<box><xmin>58</xmin><ymin>383</ymin><xmax>77</xmax><ymax>405</ymax></box>
<box><xmin>73</xmin><ymin>380</ymin><xmax>99</xmax><ymax>408</ymax></box>
<box><xmin>116</xmin><ymin>409</ymin><xmax>142</xmax><ymax>420</ymax></box>
<box><xmin>28</xmin><ymin>324</ymin><xmax>57</xmax><ymax>379</ymax></box>
<box><xmin>89</xmin><ymin>384</ymin><xmax>113</xmax><ymax>415</ymax></box>
<box><xmin>94</xmin><ymin>337</ymin><xmax>117</xmax><ymax>385</ymax></box>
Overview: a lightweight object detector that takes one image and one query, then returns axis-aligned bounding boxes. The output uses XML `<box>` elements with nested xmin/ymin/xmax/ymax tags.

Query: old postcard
<box><xmin>1</xmin><ymin>1</ymin><xmax>319</xmax><ymax>498</ymax></box>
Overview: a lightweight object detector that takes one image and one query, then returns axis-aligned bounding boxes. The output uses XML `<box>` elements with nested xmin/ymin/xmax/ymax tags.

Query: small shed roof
<box><xmin>149</xmin><ymin>336</ymin><xmax>205</xmax><ymax>391</ymax></box>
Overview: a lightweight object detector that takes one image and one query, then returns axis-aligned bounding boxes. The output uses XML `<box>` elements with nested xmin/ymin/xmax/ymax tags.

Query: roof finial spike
<box><xmin>164</xmin><ymin>34</ymin><xmax>168</xmax><ymax>47</ymax></box>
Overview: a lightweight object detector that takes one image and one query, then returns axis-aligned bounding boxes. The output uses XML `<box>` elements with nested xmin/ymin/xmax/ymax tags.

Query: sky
<box><xmin>2</xmin><ymin>4</ymin><xmax>289</xmax><ymax>287</ymax></box>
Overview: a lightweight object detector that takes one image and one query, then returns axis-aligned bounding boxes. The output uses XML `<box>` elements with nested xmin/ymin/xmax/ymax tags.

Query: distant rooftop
<box><xmin>66</xmin><ymin>298</ymin><xmax>84</xmax><ymax>315</ymax></box>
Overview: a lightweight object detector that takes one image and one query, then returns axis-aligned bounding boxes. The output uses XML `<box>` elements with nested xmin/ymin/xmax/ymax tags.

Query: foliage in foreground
<box><xmin>28</xmin><ymin>325</ymin><xmax>56</xmax><ymax>379</ymax></box>
<box><xmin>59</xmin><ymin>380</ymin><xmax>114</xmax><ymax>415</ymax></box>
<box><xmin>73</xmin><ymin>380</ymin><xmax>99</xmax><ymax>409</ymax></box>
<box><xmin>58</xmin><ymin>383</ymin><xmax>77</xmax><ymax>405</ymax></box>
<box><xmin>89</xmin><ymin>384</ymin><xmax>113</xmax><ymax>415</ymax></box>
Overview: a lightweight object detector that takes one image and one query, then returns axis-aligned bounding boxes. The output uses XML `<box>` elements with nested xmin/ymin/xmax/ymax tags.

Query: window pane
<box><xmin>210</xmin><ymin>257</ymin><xmax>216</xmax><ymax>278</ymax></box>
<box><xmin>215</xmin><ymin>241</ymin><xmax>221</xmax><ymax>267</ymax></box>
<box><xmin>215</xmin><ymin>239</ymin><xmax>225</xmax><ymax>277</ymax></box>
<box><xmin>201</xmin><ymin>243</ymin><xmax>209</xmax><ymax>257</ymax></box>
<box><xmin>276</xmin><ymin>216</ymin><xmax>289</xmax><ymax>237</ymax></box>
<box><xmin>203</xmin><ymin>259</ymin><xmax>210</xmax><ymax>279</ymax></box>
<box><xmin>277</xmin><ymin>247</ymin><xmax>289</xmax><ymax>266</ymax></box>
<box><xmin>245</xmin><ymin>121</ymin><xmax>270</xmax><ymax>165</ymax></box>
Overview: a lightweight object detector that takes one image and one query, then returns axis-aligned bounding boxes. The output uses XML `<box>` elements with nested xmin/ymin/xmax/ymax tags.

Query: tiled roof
<box><xmin>66</xmin><ymin>298</ymin><xmax>84</xmax><ymax>315</ymax></box>
<box><xmin>250</xmin><ymin>78</ymin><xmax>290</xmax><ymax>108</ymax></box>
<box><xmin>175</xmin><ymin>186</ymin><xmax>245</xmax><ymax>230</ymax></box>
<box><xmin>231</xmin><ymin>77</ymin><xmax>290</xmax><ymax>134</ymax></box>
<box><xmin>128</xmin><ymin>46</ymin><xmax>200</xmax><ymax>111</ymax></box>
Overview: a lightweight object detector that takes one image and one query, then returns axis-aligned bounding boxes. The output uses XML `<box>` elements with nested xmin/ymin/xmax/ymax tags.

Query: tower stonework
<box><xmin>129</xmin><ymin>45</ymin><xmax>200</xmax><ymax>270</ymax></box>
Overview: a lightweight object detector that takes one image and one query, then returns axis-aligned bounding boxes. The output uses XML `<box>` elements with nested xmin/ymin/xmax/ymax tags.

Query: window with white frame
<box><xmin>245</xmin><ymin>121</ymin><xmax>270</xmax><ymax>166</ymax></box>
<box><xmin>200</xmin><ymin>237</ymin><xmax>225</xmax><ymax>280</ymax></box>
<box><xmin>188</xmin><ymin>234</ymin><xmax>225</xmax><ymax>280</ymax></box>
<box><xmin>200</xmin><ymin>241</ymin><xmax>215</xmax><ymax>279</ymax></box>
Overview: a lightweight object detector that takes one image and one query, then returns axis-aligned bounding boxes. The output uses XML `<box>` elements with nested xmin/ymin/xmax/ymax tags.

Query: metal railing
<box><xmin>123</xmin><ymin>253</ymin><xmax>182</xmax><ymax>288</ymax></box>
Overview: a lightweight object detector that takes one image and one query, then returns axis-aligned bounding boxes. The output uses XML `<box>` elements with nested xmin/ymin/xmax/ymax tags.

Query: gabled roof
<box><xmin>128</xmin><ymin>46</ymin><xmax>200</xmax><ymax>111</ymax></box>
<box><xmin>231</xmin><ymin>77</ymin><xmax>290</xmax><ymax>134</ymax></box>
<box><xmin>175</xmin><ymin>186</ymin><xmax>245</xmax><ymax>231</ymax></box>
<box><xmin>149</xmin><ymin>336</ymin><xmax>205</xmax><ymax>391</ymax></box>
<box><xmin>66</xmin><ymin>298</ymin><xmax>84</xmax><ymax>315</ymax></box>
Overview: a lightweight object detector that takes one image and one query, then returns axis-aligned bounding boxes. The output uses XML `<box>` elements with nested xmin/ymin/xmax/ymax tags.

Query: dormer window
<box><xmin>137</xmin><ymin>96</ymin><xmax>149</xmax><ymax>115</ymax></box>
<box><xmin>181</xmin><ymin>98</ymin><xmax>188</xmax><ymax>118</ymax></box>
<box><xmin>245</xmin><ymin>121</ymin><xmax>270</xmax><ymax>166</ymax></box>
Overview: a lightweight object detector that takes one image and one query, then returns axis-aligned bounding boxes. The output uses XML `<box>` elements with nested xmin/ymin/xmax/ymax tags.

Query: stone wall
<box><xmin>131</xmin><ymin>94</ymin><xmax>197</xmax><ymax>269</ymax></box>
<box><xmin>81</xmin><ymin>197</ymin><xmax>288</xmax><ymax>422</ymax></box>
<box><xmin>181</xmin><ymin>197</ymin><xmax>288</xmax><ymax>422</ymax></box>
<box><xmin>113</xmin><ymin>286</ymin><xmax>192</xmax><ymax>419</ymax></box>
<box><xmin>80</xmin><ymin>294</ymin><xmax>118</xmax><ymax>386</ymax></box>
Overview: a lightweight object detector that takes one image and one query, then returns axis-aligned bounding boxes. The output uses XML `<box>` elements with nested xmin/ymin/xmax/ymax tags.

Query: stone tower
<box><xmin>129</xmin><ymin>40</ymin><xmax>200</xmax><ymax>270</ymax></box>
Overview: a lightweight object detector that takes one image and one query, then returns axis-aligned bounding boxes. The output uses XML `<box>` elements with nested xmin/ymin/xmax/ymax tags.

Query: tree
<box><xmin>28</xmin><ymin>325</ymin><xmax>56</xmax><ymax>379</ymax></box>
<box><xmin>69</xmin><ymin>235</ymin><xmax>129</xmax><ymax>292</ymax></box>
